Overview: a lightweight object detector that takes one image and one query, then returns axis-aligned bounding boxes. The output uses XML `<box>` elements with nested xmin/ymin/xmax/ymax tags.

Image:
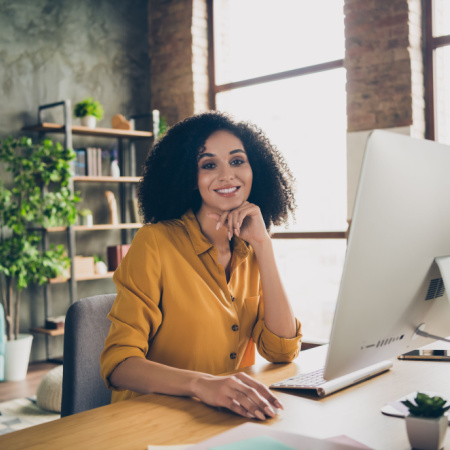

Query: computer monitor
<box><xmin>324</xmin><ymin>130</ymin><xmax>450</xmax><ymax>380</ymax></box>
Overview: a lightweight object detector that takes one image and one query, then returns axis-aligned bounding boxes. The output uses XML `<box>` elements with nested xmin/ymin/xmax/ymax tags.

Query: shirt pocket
<box><xmin>240</xmin><ymin>295</ymin><xmax>260</xmax><ymax>336</ymax></box>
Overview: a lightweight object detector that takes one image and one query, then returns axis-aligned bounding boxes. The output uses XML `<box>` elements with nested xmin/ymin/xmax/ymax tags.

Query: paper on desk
<box><xmin>186</xmin><ymin>423</ymin><xmax>368</xmax><ymax>449</ymax></box>
<box><xmin>211</xmin><ymin>435</ymin><xmax>294</xmax><ymax>449</ymax></box>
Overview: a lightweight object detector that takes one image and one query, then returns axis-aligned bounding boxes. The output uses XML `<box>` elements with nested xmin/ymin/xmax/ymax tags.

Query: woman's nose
<box><xmin>219</xmin><ymin>164</ymin><xmax>235</xmax><ymax>180</ymax></box>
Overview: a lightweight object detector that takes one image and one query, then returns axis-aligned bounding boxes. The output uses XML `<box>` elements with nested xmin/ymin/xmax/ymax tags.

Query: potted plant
<box><xmin>78</xmin><ymin>208</ymin><xmax>93</xmax><ymax>226</ymax></box>
<box><xmin>0</xmin><ymin>137</ymin><xmax>79</xmax><ymax>380</ymax></box>
<box><xmin>74</xmin><ymin>97</ymin><xmax>104</xmax><ymax>128</ymax></box>
<box><xmin>402</xmin><ymin>392</ymin><xmax>450</xmax><ymax>450</ymax></box>
<box><xmin>93</xmin><ymin>255</ymin><xmax>108</xmax><ymax>275</ymax></box>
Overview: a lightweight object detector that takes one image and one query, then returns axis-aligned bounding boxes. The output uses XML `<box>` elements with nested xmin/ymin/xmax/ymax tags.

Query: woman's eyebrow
<box><xmin>198</xmin><ymin>152</ymin><xmax>215</xmax><ymax>160</ymax></box>
<box><xmin>198</xmin><ymin>149</ymin><xmax>246</xmax><ymax>161</ymax></box>
<box><xmin>230</xmin><ymin>149</ymin><xmax>246</xmax><ymax>155</ymax></box>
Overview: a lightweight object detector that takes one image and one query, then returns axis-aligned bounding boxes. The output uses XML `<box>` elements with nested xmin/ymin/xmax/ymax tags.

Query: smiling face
<box><xmin>197</xmin><ymin>130</ymin><xmax>253</xmax><ymax>214</ymax></box>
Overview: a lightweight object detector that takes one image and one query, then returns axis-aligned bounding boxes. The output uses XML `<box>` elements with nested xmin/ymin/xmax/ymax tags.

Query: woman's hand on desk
<box><xmin>191</xmin><ymin>372</ymin><xmax>283</xmax><ymax>420</ymax></box>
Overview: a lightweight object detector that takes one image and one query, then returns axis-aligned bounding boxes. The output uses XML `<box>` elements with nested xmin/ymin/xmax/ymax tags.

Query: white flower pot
<box><xmin>80</xmin><ymin>115</ymin><xmax>97</xmax><ymax>129</ymax></box>
<box><xmin>79</xmin><ymin>214</ymin><xmax>93</xmax><ymax>226</ymax></box>
<box><xmin>95</xmin><ymin>261</ymin><xmax>108</xmax><ymax>275</ymax></box>
<box><xmin>4</xmin><ymin>334</ymin><xmax>33</xmax><ymax>381</ymax></box>
<box><xmin>405</xmin><ymin>414</ymin><xmax>448</xmax><ymax>450</ymax></box>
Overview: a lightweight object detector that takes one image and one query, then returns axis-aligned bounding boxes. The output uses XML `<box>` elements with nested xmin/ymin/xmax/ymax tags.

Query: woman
<box><xmin>100</xmin><ymin>111</ymin><xmax>302</xmax><ymax>421</ymax></box>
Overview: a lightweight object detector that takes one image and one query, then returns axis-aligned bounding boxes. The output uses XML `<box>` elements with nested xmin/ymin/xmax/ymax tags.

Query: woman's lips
<box><xmin>214</xmin><ymin>186</ymin><xmax>240</xmax><ymax>197</ymax></box>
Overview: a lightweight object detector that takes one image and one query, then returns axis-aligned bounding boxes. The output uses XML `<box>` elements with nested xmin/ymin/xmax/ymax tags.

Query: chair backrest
<box><xmin>61</xmin><ymin>294</ymin><xmax>116</xmax><ymax>417</ymax></box>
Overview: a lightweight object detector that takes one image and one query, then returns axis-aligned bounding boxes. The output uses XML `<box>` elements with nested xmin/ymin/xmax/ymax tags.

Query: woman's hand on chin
<box><xmin>206</xmin><ymin>202</ymin><xmax>270</xmax><ymax>246</ymax></box>
<box><xmin>190</xmin><ymin>372</ymin><xmax>283</xmax><ymax>420</ymax></box>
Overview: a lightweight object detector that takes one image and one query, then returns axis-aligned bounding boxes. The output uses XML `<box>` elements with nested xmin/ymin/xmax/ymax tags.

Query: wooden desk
<box><xmin>1</xmin><ymin>345</ymin><xmax>450</xmax><ymax>449</ymax></box>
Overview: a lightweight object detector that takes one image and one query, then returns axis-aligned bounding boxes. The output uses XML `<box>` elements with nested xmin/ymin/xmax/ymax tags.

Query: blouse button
<box><xmin>231</xmin><ymin>295</ymin><xmax>235</xmax><ymax>302</ymax></box>
<box><xmin>230</xmin><ymin>352</ymin><xmax>237</xmax><ymax>359</ymax></box>
<box><xmin>232</xmin><ymin>324</ymin><xmax>239</xmax><ymax>331</ymax></box>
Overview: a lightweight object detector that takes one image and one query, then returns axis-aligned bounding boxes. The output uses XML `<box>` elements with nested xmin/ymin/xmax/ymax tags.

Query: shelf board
<box><xmin>76</xmin><ymin>271</ymin><xmax>115</xmax><ymax>281</ymax></box>
<box><xmin>23</xmin><ymin>122</ymin><xmax>153</xmax><ymax>139</ymax></box>
<box><xmin>46</xmin><ymin>223</ymin><xmax>142</xmax><ymax>232</ymax></box>
<box><xmin>30</xmin><ymin>327</ymin><xmax>64</xmax><ymax>336</ymax></box>
<box><xmin>49</xmin><ymin>271</ymin><xmax>115</xmax><ymax>284</ymax></box>
<box><xmin>75</xmin><ymin>223</ymin><xmax>142</xmax><ymax>231</ymax></box>
<box><xmin>73</xmin><ymin>176</ymin><xmax>141</xmax><ymax>183</ymax></box>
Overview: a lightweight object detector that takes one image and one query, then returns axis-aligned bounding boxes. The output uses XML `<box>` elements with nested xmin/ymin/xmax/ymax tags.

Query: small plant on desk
<box><xmin>402</xmin><ymin>392</ymin><xmax>449</xmax><ymax>450</ymax></box>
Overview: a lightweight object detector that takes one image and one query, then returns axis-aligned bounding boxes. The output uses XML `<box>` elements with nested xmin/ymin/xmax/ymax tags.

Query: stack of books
<box><xmin>74</xmin><ymin>148</ymin><xmax>104</xmax><ymax>176</ymax></box>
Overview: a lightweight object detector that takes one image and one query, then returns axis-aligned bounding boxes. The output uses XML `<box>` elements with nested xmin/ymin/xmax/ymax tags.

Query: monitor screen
<box><xmin>324</xmin><ymin>130</ymin><xmax>450</xmax><ymax>380</ymax></box>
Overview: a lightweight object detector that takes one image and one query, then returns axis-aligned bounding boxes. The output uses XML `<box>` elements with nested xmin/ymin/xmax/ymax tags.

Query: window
<box><xmin>425</xmin><ymin>0</ymin><xmax>450</xmax><ymax>144</ymax></box>
<box><xmin>209</xmin><ymin>0</ymin><xmax>347</xmax><ymax>340</ymax></box>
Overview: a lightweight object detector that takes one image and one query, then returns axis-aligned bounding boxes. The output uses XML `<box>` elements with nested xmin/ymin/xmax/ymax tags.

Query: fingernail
<box><xmin>216</xmin><ymin>222</ymin><xmax>221</xmax><ymax>231</ymax></box>
<box><xmin>264</xmin><ymin>406</ymin><xmax>276</xmax><ymax>417</ymax></box>
<box><xmin>255</xmin><ymin>410</ymin><xmax>266</xmax><ymax>421</ymax></box>
<box><xmin>228</xmin><ymin>231</ymin><xmax>232</xmax><ymax>240</ymax></box>
<box><xmin>234</xmin><ymin>228</ymin><xmax>239</xmax><ymax>236</ymax></box>
<box><xmin>275</xmin><ymin>400</ymin><xmax>283</xmax><ymax>409</ymax></box>
<box><xmin>247</xmin><ymin>412</ymin><xmax>256</xmax><ymax>419</ymax></box>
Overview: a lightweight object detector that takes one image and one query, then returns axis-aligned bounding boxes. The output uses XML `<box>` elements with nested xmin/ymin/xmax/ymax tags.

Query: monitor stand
<box><xmin>413</xmin><ymin>256</ymin><xmax>450</xmax><ymax>342</ymax></box>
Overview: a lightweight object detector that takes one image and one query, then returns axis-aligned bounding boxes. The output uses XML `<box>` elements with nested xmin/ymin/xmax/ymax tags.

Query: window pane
<box><xmin>273</xmin><ymin>239</ymin><xmax>346</xmax><ymax>340</ymax></box>
<box><xmin>433</xmin><ymin>0</ymin><xmax>450</xmax><ymax>37</ymax></box>
<box><xmin>214</xmin><ymin>0</ymin><xmax>345</xmax><ymax>85</ymax></box>
<box><xmin>216</xmin><ymin>68</ymin><xmax>347</xmax><ymax>232</ymax></box>
<box><xmin>435</xmin><ymin>46</ymin><xmax>450</xmax><ymax>145</ymax></box>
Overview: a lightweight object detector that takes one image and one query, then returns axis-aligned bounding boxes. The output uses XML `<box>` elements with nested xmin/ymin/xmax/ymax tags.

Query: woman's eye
<box><xmin>201</xmin><ymin>163</ymin><xmax>215</xmax><ymax>169</ymax></box>
<box><xmin>230</xmin><ymin>159</ymin><xmax>244</xmax><ymax>166</ymax></box>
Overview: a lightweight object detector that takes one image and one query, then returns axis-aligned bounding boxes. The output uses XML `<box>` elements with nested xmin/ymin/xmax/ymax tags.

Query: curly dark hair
<box><xmin>138</xmin><ymin>111</ymin><xmax>296</xmax><ymax>229</ymax></box>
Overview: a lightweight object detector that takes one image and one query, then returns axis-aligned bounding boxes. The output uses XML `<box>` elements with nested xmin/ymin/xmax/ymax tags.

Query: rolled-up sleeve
<box><xmin>100</xmin><ymin>227</ymin><xmax>162</xmax><ymax>390</ymax></box>
<box><xmin>251</xmin><ymin>290</ymin><xmax>302</xmax><ymax>363</ymax></box>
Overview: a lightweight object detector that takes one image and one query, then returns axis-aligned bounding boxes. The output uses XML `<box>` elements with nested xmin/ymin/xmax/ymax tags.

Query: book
<box><xmin>75</xmin><ymin>148</ymin><xmax>87</xmax><ymax>176</ymax></box>
<box><xmin>107</xmin><ymin>244</ymin><xmax>131</xmax><ymax>271</ymax></box>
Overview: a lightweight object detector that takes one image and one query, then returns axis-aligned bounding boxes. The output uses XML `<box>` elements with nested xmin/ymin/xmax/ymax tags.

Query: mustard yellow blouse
<box><xmin>100</xmin><ymin>210</ymin><xmax>302</xmax><ymax>402</ymax></box>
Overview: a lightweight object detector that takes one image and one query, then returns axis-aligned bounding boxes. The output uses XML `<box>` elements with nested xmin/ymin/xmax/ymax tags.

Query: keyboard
<box><xmin>270</xmin><ymin>360</ymin><xmax>393</xmax><ymax>398</ymax></box>
<box><xmin>272</xmin><ymin>368</ymin><xmax>327</xmax><ymax>388</ymax></box>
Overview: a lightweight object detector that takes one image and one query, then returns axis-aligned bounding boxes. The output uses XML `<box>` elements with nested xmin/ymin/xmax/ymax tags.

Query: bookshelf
<box><xmin>24</xmin><ymin>100</ymin><xmax>153</xmax><ymax>360</ymax></box>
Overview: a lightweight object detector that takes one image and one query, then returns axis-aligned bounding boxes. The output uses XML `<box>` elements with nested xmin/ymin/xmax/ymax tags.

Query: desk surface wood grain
<box><xmin>1</xmin><ymin>345</ymin><xmax>450</xmax><ymax>450</ymax></box>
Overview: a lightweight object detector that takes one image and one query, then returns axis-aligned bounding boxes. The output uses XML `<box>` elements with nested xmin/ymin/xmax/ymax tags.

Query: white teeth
<box><xmin>216</xmin><ymin>187</ymin><xmax>238</xmax><ymax>194</ymax></box>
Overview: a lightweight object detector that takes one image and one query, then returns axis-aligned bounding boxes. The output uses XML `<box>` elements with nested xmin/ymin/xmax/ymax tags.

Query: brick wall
<box><xmin>148</xmin><ymin>0</ymin><xmax>209</xmax><ymax>125</ymax></box>
<box><xmin>345</xmin><ymin>0</ymin><xmax>425</xmax><ymax>137</ymax></box>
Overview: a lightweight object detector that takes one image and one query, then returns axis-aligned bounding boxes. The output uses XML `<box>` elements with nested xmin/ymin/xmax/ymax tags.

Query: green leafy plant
<box><xmin>159</xmin><ymin>115</ymin><xmax>169</xmax><ymax>139</ymax></box>
<box><xmin>74</xmin><ymin>97</ymin><xmax>104</xmax><ymax>120</ymax></box>
<box><xmin>0</xmin><ymin>137</ymin><xmax>80</xmax><ymax>340</ymax></box>
<box><xmin>78</xmin><ymin>208</ymin><xmax>92</xmax><ymax>217</ymax></box>
<box><xmin>402</xmin><ymin>392</ymin><xmax>450</xmax><ymax>418</ymax></box>
<box><xmin>93</xmin><ymin>254</ymin><xmax>103</xmax><ymax>264</ymax></box>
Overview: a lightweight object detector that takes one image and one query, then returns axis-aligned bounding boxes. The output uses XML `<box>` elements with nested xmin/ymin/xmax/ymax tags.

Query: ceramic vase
<box><xmin>405</xmin><ymin>414</ymin><xmax>448</xmax><ymax>450</ymax></box>
<box><xmin>79</xmin><ymin>214</ymin><xmax>93</xmax><ymax>226</ymax></box>
<box><xmin>80</xmin><ymin>115</ymin><xmax>97</xmax><ymax>129</ymax></box>
<box><xmin>4</xmin><ymin>334</ymin><xmax>33</xmax><ymax>381</ymax></box>
<box><xmin>95</xmin><ymin>261</ymin><xmax>108</xmax><ymax>275</ymax></box>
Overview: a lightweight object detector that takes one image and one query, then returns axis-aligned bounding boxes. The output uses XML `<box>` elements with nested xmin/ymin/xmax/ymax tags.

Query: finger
<box><xmin>236</xmin><ymin>373</ymin><xmax>284</xmax><ymax>410</ymax></box>
<box><xmin>236</xmin><ymin>204</ymin><xmax>260</xmax><ymax>229</ymax></box>
<box><xmin>232</xmin><ymin>388</ymin><xmax>271</xmax><ymax>420</ymax></box>
<box><xmin>206</xmin><ymin>212</ymin><xmax>221</xmax><ymax>224</ymax></box>
<box><xmin>230</xmin><ymin>202</ymin><xmax>251</xmax><ymax>236</ymax></box>
<box><xmin>218</xmin><ymin>211</ymin><xmax>229</xmax><ymax>232</ymax></box>
<box><xmin>227</xmin><ymin>210</ymin><xmax>240</xmax><ymax>238</ymax></box>
<box><xmin>226</xmin><ymin>398</ymin><xmax>257</xmax><ymax>419</ymax></box>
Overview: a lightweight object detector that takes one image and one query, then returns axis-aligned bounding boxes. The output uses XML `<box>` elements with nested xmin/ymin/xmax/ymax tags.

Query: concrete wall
<box><xmin>0</xmin><ymin>0</ymin><xmax>151</xmax><ymax>360</ymax></box>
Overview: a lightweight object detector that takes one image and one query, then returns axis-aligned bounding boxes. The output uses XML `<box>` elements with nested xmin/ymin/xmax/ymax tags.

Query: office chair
<box><xmin>61</xmin><ymin>293</ymin><xmax>116</xmax><ymax>417</ymax></box>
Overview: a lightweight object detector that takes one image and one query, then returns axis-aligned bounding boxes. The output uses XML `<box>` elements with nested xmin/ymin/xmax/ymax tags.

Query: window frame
<box><xmin>206</xmin><ymin>0</ymin><xmax>347</xmax><ymax>239</ymax></box>
<box><xmin>424</xmin><ymin>0</ymin><xmax>450</xmax><ymax>141</ymax></box>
